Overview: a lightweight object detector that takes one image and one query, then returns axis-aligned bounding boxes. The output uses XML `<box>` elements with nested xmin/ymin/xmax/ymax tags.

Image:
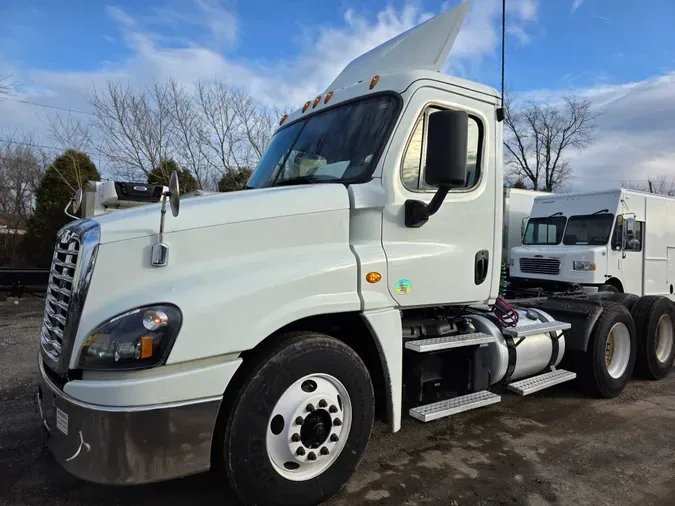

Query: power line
<box><xmin>0</xmin><ymin>96</ymin><xmax>95</xmax><ymax>116</ymax></box>
<box><xmin>0</xmin><ymin>137</ymin><xmax>115</xmax><ymax>161</ymax></box>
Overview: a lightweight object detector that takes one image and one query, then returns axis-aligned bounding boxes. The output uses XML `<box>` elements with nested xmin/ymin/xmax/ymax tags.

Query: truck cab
<box><xmin>35</xmin><ymin>4</ymin><xmax>675</xmax><ymax>506</ymax></box>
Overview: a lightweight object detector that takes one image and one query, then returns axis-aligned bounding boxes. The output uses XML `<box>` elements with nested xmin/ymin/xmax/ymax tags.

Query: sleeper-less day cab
<box><xmin>36</xmin><ymin>3</ymin><xmax>675</xmax><ymax>505</ymax></box>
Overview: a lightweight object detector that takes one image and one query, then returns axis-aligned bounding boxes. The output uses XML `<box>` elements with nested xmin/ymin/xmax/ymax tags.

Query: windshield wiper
<box><xmin>274</xmin><ymin>175</ymin><xmax>340</xmax><ymax>187</ymax></box>
<box><xmin>544</xmin><ymin>211</ymin><xmax>563</xmax><ymax>219</ymax></box>
<box><xmin>591</xmin><ymin>208</ymin><xmax>610</xmax><ymax>215</ymax></box>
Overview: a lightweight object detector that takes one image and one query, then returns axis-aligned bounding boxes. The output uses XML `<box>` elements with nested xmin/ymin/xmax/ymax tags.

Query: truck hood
<box><xmin>91</xmin><ymin>184</ymin><xmax>351</xmax><ymax>244</ymax></box>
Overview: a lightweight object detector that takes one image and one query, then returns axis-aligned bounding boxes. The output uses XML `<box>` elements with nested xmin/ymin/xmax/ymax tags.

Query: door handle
<box><xmin>475</xmin><ymin>250</ymin><xmax>489</xmax><ymax>285</ymax></box>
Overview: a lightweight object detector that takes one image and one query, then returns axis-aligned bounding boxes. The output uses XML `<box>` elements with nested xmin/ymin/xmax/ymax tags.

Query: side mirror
<box><xmin>405</xmin><ymin>109</ymin><xmax>469</xmax><ymax>228</ymax></box>
<box><xmin>625</xmin><ymin>217</ymin><xmax>635</xmax><ymax>234</ymax></box>
<box><xmin>424</xmin><ymin>109</ymin><xmax>469</xmax><ymax>188</ymax></box>
<box><xmin>521</xmin><ymin>217</ymin><xmax>529</xmax><ymax>238</ymax></box>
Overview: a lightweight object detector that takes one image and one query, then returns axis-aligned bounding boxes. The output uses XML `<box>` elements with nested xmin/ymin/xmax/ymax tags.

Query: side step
<box><xmin>404</xmin><ymin>332</ymin><xmax>495</xmax><ymax>353</ymax></box>
<box><xmin>502</xmin><ymin>320</ymin><xmax>571</xmax><ymax>338</ymax></box>
<box><xmin>507</xmin><ymin>369</ymin><xmax>577</xmax><ymax>396</ymax></box>
<box><xmin>409</xmin><ymin>391</ymin><xmax>501</xmax><ymax>422</ymax></box>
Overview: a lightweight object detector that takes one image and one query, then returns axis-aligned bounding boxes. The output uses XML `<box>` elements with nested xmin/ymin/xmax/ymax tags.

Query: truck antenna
<box><xmin>497</xmin><ymin>0</ymin><xmax>506</xmax><ymax>122</ymax></box>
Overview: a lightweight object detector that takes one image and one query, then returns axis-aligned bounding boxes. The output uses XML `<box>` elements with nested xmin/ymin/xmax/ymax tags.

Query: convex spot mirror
<box><xmin>72</xmin><ymin>188</ymin><xmax>83</xmax><ymax>213</ymax></box>
<box><xmin>169</xmin><ymin>170</ymin><xmax>180</xmax><ymax>217</ymax></box>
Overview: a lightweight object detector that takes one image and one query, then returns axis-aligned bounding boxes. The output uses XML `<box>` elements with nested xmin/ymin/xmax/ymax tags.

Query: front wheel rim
<box><xmin>266</xmin><ymin>373</ymin><xmax>352</xmax><ymax>482</ymax></box>
<box><xmin>655</xmin><ymin>314</ymin><xmax>674</xmax><ymax>364</ymax></box>
<box><xmin>605</xmin><ymin>322</ymin><xmax>631</xmax><ymax>379</ymax></box>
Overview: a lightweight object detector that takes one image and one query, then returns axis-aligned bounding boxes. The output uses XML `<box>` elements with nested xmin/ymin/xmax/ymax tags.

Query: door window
<box><xmin>401</xmin><ymin>107</ymin><xmax>482</xmax><ymax>191</ymax></box>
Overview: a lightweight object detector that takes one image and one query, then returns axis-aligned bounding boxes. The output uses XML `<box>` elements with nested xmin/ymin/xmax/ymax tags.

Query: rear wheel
<box><xmin>631</xmin><ymin>296</ymin><xmax>675</xmax><ymax>380</ymax></box>
<box><xmin>216</xmin><ymin>332</ymin><xmax>374</xmax><ymax>506</ymax></box>
<box><xmin>579</xmin><ymin>302</ymin><xmax>636</xmax><ymax>398</ymax></box>
<box><xmin>607</xmin><ymin>292</ymin><xmax>639</xmax><ymax>312</ymax></box>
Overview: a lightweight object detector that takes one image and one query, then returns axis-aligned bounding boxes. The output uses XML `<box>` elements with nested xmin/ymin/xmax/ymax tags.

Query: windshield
<box><xmin>523</xmin><ymin>216</ymin><xmax>567</xmax><ymax>245</ymax></box>
<box><xmin>247</xmin><ymin>95</ymin><xmax>399</xmax><ymax>188</ymax></box>
<box><xmin>563</xmin><ymin>213</ymin><xmax>615</xmax><ymax>245</ymax></box>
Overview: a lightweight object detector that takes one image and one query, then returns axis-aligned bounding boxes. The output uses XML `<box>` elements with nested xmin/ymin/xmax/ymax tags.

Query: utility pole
<box><xmin>648</xmin><ymin>180</ymin><xmax>654</xmax><ymax>193</ymax></box>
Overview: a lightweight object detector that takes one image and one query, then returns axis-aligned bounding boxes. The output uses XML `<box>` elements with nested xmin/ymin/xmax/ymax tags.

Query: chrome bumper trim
<box><xmin>37</xmin><ymin>358</ymin><xmax>222</xmax><ymax>485</ymax></box>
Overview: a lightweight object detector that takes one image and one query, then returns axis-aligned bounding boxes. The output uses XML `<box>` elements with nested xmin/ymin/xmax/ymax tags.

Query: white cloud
<box><xmin>520</xmin><ymin>72</ymin><xmax>675</xmax><ymax>191</ymax></box>
<box><xmin>572</xmin><ymin>0</ymin><xmax>585</xmax><ymax>12</ymax></box>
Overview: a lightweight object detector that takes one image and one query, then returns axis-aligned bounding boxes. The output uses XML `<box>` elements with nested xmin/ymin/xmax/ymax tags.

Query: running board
<box><xmin>502</xmin><ymin>320</ymin><xmax>571</xmax><ymax>338</ymax></box>
<box><xmin>404</xmin><ymin>332</ymin><xmax>495</xmax><ymax>353</ymax></box>
<box><xmin>409</xmin><ymin>391</ymin><xmax>501</xmax><ymax>422</ymax></box>
<box><xmin>507</xmin><ymin>369</ymin><xmax>577</xmax><ymax>396</ymax></box>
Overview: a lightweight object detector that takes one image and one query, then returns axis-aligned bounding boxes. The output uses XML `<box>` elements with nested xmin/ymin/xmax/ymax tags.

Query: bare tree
<box><xmin>89</xmin><ymin>80</ymin><xmax>176</xmax><ymax>179</ymax></box>
<box><xmin>504</xmin><ymin>92</ymin><xmax>598</xmax><ymax>191</ymax></box>
<box><xmin>621</xmin><ymin>176</ymin><xmax>675</xmax><ymax>196</ymax></box>
<box><xmin>45</xmin><ymin>114</ymin><xmax>98</xmax><ymax>191</ymax></box>
<box><xmin>0</xmin><ymin>73</ymin><xmax>15</xmax><ymax>95</ymax></box>
<box><xmin>0</xmin><ymin>132</ymin><xmax>49</xmax><ymax>265</ymax></box>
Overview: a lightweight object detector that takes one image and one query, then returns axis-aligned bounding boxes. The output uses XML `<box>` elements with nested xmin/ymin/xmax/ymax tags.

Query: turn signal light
<box><xmin>366</xmin><ymin>272</ymin><xmax>382</xmax><ymax>284</ymax></box>
<box><xmin>140</xmin><ymin>335</ymin><xmax>154</xmax><ymax>359</ymax></box>
<box><xmin>370</xmin><ymin>75</ymin><xmax>380</xmax><ymax>89</ymax></box>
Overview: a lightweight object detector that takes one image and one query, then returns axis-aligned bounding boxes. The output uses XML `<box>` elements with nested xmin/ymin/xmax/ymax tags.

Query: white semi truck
<box><xmin>502</xmin><ymin>187</ymin><xmax>551</xmax><ymax>269</ymax></box>
<box><xmin>36</xmin><ymin>4</ymin><xmax>675</xmax><ymax>505</ymax></box>
<box><xmin>509</xmin><ymin>189</ymin><xmax>675</xmax><ymax>299</ymax></box>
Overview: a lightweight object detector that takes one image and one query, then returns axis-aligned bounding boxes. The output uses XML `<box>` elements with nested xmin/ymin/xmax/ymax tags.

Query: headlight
<box><xmin>573</xmin><ymin>261</ymin><xmax>596</xmax><ymax>271</ymax></box>
<box><xmin>78</xmin><ymin>304</ymin><xmax>181</xmax><ymax>370</ymax></box>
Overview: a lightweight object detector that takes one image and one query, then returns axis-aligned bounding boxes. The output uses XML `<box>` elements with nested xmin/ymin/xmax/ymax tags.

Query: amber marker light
<box><xmin>279</xmin><ymin>114</ymin><xmax>288</xmax><ymax>125</ymax></box>
<box><xmin>313</xmin><ymin>95</ymin><xmax>322</xmax><ymax>108</ymax></box>
<box><xmin>324</xmin><ymin>91</ymin><xmax>334</xmax><ymax>104</ymax></box>
<box><xmin>370</xmin><ymin>75</ymin><xmax>380</xmax><ymax>89</ymax></box>
<box><xmin>302</xmin><ymin>101</ymin><xmax>311</xmax><ymax>112</ymax></box>
<box><xmin>366</xmin><ymin>272</ymin><xmax>382</xmax><ymax>284</ymax></box>
<box><xmin>140</xmin><ymin>335</ymin><xmax>154</xmax><ymax>359</ymax></box>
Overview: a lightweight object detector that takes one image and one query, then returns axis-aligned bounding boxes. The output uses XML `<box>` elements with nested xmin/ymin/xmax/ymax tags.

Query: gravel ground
<box><xmin>1</xmin><ymin>297</ymin><xmax>674</xmax><ymax>505</ymax></box>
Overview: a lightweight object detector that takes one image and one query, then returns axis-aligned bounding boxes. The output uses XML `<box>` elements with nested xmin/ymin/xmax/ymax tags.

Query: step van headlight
<box><xmin>573</xmin><ymin>261</ymin><xmax>596</xmax><ymax>271</ymax></box>
<box><xmin>78</xmin><ymin>304</ymin><xmax>182</xmax><ymax>370</ymax></box>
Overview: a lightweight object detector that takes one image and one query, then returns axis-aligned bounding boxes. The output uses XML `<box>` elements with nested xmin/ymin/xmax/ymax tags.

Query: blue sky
<box><xmin>1</xmin><ymin>0</ymin><xmax>675</xmax><ymax>188</ymax></box>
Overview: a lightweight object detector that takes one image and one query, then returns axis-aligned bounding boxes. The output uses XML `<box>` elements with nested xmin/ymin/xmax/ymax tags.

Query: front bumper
<box><xmin>37</xmin><ymin>359</ymin><xmax>222</xmax><ymax>485</ymax></box>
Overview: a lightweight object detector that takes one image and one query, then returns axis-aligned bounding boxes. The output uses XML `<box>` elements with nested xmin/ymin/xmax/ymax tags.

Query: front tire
<box><xmin>579</xmin><ymin>302</ymin><xmax>636</xmax><ymax>398</ymax></box>
<box><xmin>218</xmin><ymin>332</ymin><xmax>374</xmax><ymax>506</ymax></box>
<box><xmin>631</xmin><ymin>296</ymin><xmax>675</xmax><ymax>380</ymax></box>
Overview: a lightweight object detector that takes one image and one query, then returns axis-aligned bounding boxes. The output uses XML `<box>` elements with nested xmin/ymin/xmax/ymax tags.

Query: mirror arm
<box><xmin>405</xmin><ymin>186</ymin><xmax>450</xmax><ymax>228</ymax></box>
<box><xmin>64</xmin><ymin>199</ymin><xmax>78</xmax><ymax>220</ymax></box>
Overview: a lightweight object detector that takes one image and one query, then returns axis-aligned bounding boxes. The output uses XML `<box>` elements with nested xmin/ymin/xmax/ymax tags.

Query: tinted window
<box><xmin>401</xmin><ymin>107</ymin><xmax>481</xmax><ymax>191</ymax></box>
<box><xmin>523</xmin><ymin>216</ymin><xmax>567</xmax><ymax>245</ymax></box>
<box><xmin>563</xmin><ymin>214</ymin><xmax>615</xmax><ymax>245</ymax></box>
<box><xmin>247</xmin><ymin>95</ymin><xmax>399</xmax><ymax>188</ymax></box>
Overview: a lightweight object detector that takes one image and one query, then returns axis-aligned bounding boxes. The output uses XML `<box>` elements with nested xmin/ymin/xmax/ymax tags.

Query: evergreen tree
<box><xmin>23</xmin><ymin>150</ymin><xmax>100</xmax><ymax>267</ymax></box>
<box><xmin>218</xmin><ymin>167</ymin><xmax>252</xmax><ymax>192</ymax></box>
<box><xmin>148</xmin><ymin>158</ymin><xmax>198</xmax><ymax>194</ymax></box>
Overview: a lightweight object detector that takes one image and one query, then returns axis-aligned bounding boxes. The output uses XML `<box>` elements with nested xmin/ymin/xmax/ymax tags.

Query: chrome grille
<box><xmin>519</xmin><ymin>257</ymin><xmax>561</xmax><ymax>276</ymax></box>
<box><xmin>41</xmin><ymin>230</ymin><xmax>81</xmax><ymax>361</ymax></box>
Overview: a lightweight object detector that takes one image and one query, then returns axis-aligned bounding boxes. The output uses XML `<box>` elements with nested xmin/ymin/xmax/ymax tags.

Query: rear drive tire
<box><xmin>598</xmin><ymin>284</ymin><xmax>619</xmax><ymax>294</ymax></box>
<box><xmin>216</xmin><ymin>332</ymin><xmax>374</xmax><ymax>506</ymax></box>
<box><xmin>579</xmin><ymin>301</ymin><xmax>636</xmax><ymax>398</ymax></box>
<box><xmin>631</xmin><ymin>296</ymin><xmax>675</xmax><ymax>380</ymax></box>
<box><xmin>607</xmin><ymin>293</ymin><xmax>639</xmax><ymax>312</ymax></box>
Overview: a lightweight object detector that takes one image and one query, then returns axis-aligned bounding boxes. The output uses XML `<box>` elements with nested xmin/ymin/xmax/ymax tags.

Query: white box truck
<box><xmin>509</xmin><ymin>189</ymin><xmax>675</xmax><ymax>299</ymax></box>
<box><xmin>502</xmin><ymin>188</ymin><xmax>551</xmax><ymax>268</ymax></box>
<box><xmin>36</xmin><ymin>4</ymin><xmax>675</xmax><ymax>505</ymax></box>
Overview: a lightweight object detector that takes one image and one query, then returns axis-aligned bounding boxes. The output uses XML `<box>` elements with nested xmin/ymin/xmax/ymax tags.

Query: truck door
<box><xmin>614</xmin><ymin>215</ymin><xmax>644</xmax><ymax>294</ymax></box>
<box><xmin>380</xmin><ymin>88</ymin><xmax>498</xmax><ymax>307</ymax></box>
